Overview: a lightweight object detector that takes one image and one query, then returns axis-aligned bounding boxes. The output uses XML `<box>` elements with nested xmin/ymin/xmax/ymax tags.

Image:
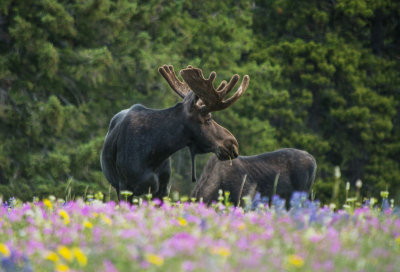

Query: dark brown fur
<box><xmin>100</xmin><ymin>65</ymin><xmax>249</xmax><ymax>200</ymax></box>
<box><xmin>191</xmin><ymin>148</ymin><xmax>317</xmax><ymax>207</ymax></box>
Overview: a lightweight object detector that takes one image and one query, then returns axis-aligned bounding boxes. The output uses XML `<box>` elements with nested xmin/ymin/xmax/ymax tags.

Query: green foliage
<box><xmin>252</xmin><ymin>0</ymin><xmax>400</xmax><ymax>204</ymax></box>
<box><xmin>0</xmin><ymin>0</ymin><xmax>399</xmax><ymax>205</ymax></box>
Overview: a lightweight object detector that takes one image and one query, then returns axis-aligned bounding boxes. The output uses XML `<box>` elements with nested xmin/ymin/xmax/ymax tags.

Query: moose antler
<box><xmin>180</xmin><ymin>66</ymin><xmax>249</xmax><ymax>113</ymax></box>
<box><xmin>158</xmin><ymin>65</ymin><xmax>191</xmax><ymax>98</ymax></box>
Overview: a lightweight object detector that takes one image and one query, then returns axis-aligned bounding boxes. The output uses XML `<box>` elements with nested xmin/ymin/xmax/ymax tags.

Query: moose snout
<box><xmin>231</xmin><ymin>144</ymin><xmax>239</xmax><ymax>158</ymax></box>
<box><xmin>216</xmin><ymin>138</ymin><xmax>239</xmax><ymax>161</ymax></box>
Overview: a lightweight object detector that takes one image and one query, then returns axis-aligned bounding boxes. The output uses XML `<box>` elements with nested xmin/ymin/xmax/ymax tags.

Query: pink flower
<box><xmin>102</xmin><ymin>260</ymin><xmax>118</xmax><ymax>272</ymax></box>
<box><xmin>182</xmin><ymin>261</ymin><xmax>195</xmax><ymax>272</ymax></box>
<box><xmin>162</xmin><ymin>232</ymin><xmax>198</xmax><ymax>256</ymax></box>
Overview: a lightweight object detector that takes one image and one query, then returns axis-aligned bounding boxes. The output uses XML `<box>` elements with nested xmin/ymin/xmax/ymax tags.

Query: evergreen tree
<box><xmin>0</xmin><ymin>0</ymin><xmax>399</xmax><ymax>204</ymax></box>
<box><xmin>252</xmin><ymin>0</ymin><xmax>400</xmax><ymax>202</ymax></box>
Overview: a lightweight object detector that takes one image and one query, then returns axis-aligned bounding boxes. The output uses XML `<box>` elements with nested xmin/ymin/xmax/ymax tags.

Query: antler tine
<box><xmin>218</xmin><ymin>74</ymin><xmax>239</xmax><ymax>98</ymax></box>
<box><xmin>218</xmin><ymin>75</ymin><xmax>250</xmax><ymax>110</ymax></box>
<box><xmin>216</xmin><ymin>80</ymin><xmax>227</xmax><ymax>92</ymax></box>
<box><xmin>180</xmin><ymin>66</ymin><xmax>249</xmax><ymax>112</ymax></box>
<box><xmin>158</xmin><ymin>64</ymin><xmax>191</xmax><ymax>98</ymax></box>
<box><xmin>180</xmin><ymin>67</ymin><xmax>219</xmax><ymax>105</ymax></box>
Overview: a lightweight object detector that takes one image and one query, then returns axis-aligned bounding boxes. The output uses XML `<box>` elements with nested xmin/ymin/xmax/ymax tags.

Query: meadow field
<box><xmin>1</xmin><ymin>1</ymin><xmax>400</xmax><ymax>271</ymax></box>
<box><xmin>0</xmin><ymin>193</ymin><xmax>399</xmax><ymax>272</ymax></box>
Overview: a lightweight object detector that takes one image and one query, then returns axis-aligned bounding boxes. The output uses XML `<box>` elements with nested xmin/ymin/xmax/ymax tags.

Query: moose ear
<box><xmin>188</xmin><ymin>94</ymin><xmax>207</xmax><ymax>113</ymax></box>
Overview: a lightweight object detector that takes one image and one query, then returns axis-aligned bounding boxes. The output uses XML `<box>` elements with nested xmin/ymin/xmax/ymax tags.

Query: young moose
<box><xmin>191</xmin><ymin>148</ymin><xmax>317</xmax><ymax>207</ymax></box>
<box><xmin>100</xmin><ymin>65</ymin><xmax>249</xmax><ymax>200</ymax></box>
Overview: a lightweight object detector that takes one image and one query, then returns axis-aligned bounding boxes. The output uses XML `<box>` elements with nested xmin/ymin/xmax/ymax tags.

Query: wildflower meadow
<box><xmin>0</xmin><ymin>193</ymin><xmax>399</xmax><ymax>272</ymax></box>
<box><xmin>2</xmin><ymin>1</ymin><xmax>400</xmax><ymax>272</ymax></box>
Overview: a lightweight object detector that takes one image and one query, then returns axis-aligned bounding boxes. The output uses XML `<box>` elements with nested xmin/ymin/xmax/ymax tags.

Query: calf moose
<box><xmin>100</xmin><ymin>65</ymin><xmax>249</xmax><ymax>200</ymax></box>
<box><xmin>191</xmin><ymin>148</ymin><xmax>317</xmax><ymax>208</ymax></box>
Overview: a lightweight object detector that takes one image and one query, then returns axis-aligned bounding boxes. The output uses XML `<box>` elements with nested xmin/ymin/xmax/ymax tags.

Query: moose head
<box><xmin>158</xmin><ymin>65</ymin><xmax>250</xmax><ymax>181</ymax></box>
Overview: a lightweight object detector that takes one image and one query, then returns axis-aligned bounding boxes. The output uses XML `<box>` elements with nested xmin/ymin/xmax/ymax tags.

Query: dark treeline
<box><xmin>0</xmin><ymin>0</ymin><xmax>399</xmax><ymax>204</ymax></box>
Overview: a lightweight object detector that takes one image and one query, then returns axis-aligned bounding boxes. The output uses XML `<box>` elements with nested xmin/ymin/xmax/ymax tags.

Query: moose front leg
<box><xmin>154</xmin><ymin>159</ymin><xmax>171</xmax><ymax>199</ymax></box>
<box><xmin>189</xmin><ymin>146</ymin><xmax>197</xmax><ymax>182</ymax></box>
<box><xmin>118</xmin><ymin>181</ymin><xmax>131</xmax><ymax>202</ymax></box>
<box><xmin>132</xmin><ymin>172</ymin><xmax>160</xmax><ymax>196</ymax></box>
<box><xmin>116</xmin><ymin>185</ymin><xmax>120</xmax><ymax>202</ymax></box>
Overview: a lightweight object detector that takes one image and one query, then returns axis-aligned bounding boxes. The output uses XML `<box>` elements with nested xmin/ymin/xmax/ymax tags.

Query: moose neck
<box><xmin>148</xmin><ymin>102</ymin><xmax>191</xmax><ymax>167</ymax></box>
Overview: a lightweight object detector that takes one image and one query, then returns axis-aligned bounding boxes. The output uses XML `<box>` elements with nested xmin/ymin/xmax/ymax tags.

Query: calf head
<box><xmin>158</xmin><ymin>65</ymin><xmax>249</xmax><ymax>181</ymax></box>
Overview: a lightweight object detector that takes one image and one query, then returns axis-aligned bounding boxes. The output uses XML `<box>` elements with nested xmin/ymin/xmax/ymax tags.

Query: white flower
<box><xmin>334</xmin><ymin>166</ymin><xmax>341</xmax><ymax>179</ymax></box>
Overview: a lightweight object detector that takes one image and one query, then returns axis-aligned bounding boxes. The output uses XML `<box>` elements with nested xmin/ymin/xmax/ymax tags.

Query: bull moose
<box><xmin>191</xmin><ymin>148</ymin><xmax>317</xmax><ymax>208</ymax></box>
<box><xmin>100</xmin><ymin>65</ymin><xmax>249</xmax><ymax>200</ymax></box>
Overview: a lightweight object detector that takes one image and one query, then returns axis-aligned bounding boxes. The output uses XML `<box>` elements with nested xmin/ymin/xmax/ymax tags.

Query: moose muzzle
<box><xmin>216</xmin><ymin>138</ymin><xmax>239</xmax><ymax>161</ymax></box>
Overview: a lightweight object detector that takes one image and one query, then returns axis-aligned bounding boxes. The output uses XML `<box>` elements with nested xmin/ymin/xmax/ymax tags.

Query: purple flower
<box><xmin>236</xmin><ymin>237</ymin><xmax>249</xmax><ymax>250</ymax></box>
<box><xmin>331</xmin><ymin>240</ymin><xmax>341</xmax><ymax>254</ymax></box>
<box><xmin>272</xmin><ymin>195</ymin><xmax>286</xmax><ymax>213</ymax></box>
<box><xmin>162</xmin><ymin>232</ymin><xmax>198</xmax><ymax>256</ymax></box>
<box><xmin>102</xmin><ymin>260</ymin><xmax>118</xmax><ymax>272</ymax></box>
<box><xmin>120</xmin><ymin>229</ymin><xmax>140</xmax><ymax>239</ymax></box>
<box><xmin>200</xmin><ymin>218</ymin><xmax>207</xmax><ymax>231</ymax></box>
<box><xmin>382</xmin><ymin>199</ymin><xmax>390</xmax><ymax>212</ymax></box>
<box><xmin>1</xmin><ymin>250</ymin><xmax>32</xmax><ymax>272</ymax></box>
<box><xmin>152</xmin><ymin>198</ymin><xmax>162</xmax><ymax>206</ymax></box>
<box><xmin>181</xmin><ymin>261</ymin><xmax>195</xmax><ymax>272</ymax></box>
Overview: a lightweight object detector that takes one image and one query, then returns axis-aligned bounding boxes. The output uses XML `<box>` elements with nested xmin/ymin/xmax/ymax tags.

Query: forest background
<box><xmin>0</xmin><ymin>0</ymin><xmax>399</xmax><ymax>205</ymax></box>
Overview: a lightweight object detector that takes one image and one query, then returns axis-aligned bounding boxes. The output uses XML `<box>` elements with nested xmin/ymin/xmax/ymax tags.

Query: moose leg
<box><xmin>191</xmin><ymin>177</ymin><xmax>217</xmax><ymax>204</ymax></box>
<box><xmin>116</xmin><ymin>186</ymin><xmax>121</xmax><ymax>202</ymax></box>
<box><xmin>194</xmin><ymin>178</ymin><xmax>222</xmax><ymax>205</ymax></box>
<box><xmin>132</xmin><ymin>172</ymin><xmax>160</xmax><ymax>196</ymax></box>
<box><xmin>118</xmin><ymin>181</ymin><xmax>129</xmax><ymax>202</ymax></box>
<box><xmin>154</xmin><ymin>159</ymin><xmax>171</xmax><ymax>199</ymax></box>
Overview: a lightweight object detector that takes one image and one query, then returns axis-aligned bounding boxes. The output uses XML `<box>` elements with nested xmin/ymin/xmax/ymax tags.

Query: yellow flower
<box><xmin>57</xmin><ymin>246</ymin><xmax>73</xmax><ymax>262</ymax></box>
<box><xmin>45</xmin><ymin>251</ymin><xmax>59</xmax><ymax>262</ymax></box>
<box><xmin>396</xmin><ymin>236</ymin><xmax>400</xmax><ymax>245</ymax></box>
<box><xmin>72</xmin><ymin>247</ymin><xmax>87</xmax><ymax>267</ymax></box>
<box><xmin>287</xmin><ymin>254</ymin><xmax>304</xmax><ymax>268</ymax></box>
<box><xmin>43</xmin><ymin>199</ymin><xmax>53</xmax><ymax>210</ymax></box>
<box><xmin>210</xmin><ymin>246</ymin><xmax>231</xmax><ymax>257</ymax></box>
<box><xmin>178</xmin><ymin>218</ymin><xmax>187</xmax><ymax>226</ymax></box>
<box><xmin>58</xmin><ymin>209</ymin><xmax>70</xmax><ymax>225</ymax></box>
<box><xmin>380</xmin><ymin>191</ymin><xmax>389</xmax><ymax>198</ymax></box>
<box><xmin>237</xmin><ymin>222</ymin><xmax>246</xmax><ymax>230</ymax></box>
<box><xmin>83</xmin><ymin>220</ymin><xmax>93</xmax><ymax>229</ymax></box>
<box><xmin>56</xmin><ymin>263</ymin><xmax>69</xmax><ymax>272</ymax></box>
<box><xmin>101</xmin><ymin>214</ymin><xmax>112</xmax><ymax>225</ymax></box>
<box><xmin>0</xmin><ymin>243</ymin><xmax>11</xmax><ymax>257</ymax></box>
<box><xmin>145</xmin><ymin>253</ymin><xmax>164</xmax><ymax>266</ymax></box>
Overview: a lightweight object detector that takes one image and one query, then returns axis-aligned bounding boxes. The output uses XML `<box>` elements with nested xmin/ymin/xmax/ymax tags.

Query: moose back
<box><xmin>191</xmin><ymin>148</ymin><xmax>317</xmax><ymax>207</ymax></box>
